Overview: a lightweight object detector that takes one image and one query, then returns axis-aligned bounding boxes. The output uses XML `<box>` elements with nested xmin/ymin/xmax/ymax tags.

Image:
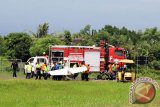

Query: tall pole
<box><xmin>49</xmin><ymin>45</ymin><xmax>51</xmax><ymax>64</ymax></box>
<box><xmin>146</xmin><ymin>50</ymin><xmax>148</xmax><ymax>70</ymax></box>
<box><xmin>136</xmin><ymin>47</ymin><xmax>139</xmax><ymax>74</ymax></box>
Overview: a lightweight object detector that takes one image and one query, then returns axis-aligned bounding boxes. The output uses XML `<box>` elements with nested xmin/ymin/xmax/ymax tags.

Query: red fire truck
<box><xmin>49</xmin><ymin>40</ymin><xmax>126</xmax><ymax>72</ymax></box>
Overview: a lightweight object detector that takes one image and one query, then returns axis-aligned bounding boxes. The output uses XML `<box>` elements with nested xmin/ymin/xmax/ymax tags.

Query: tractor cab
<box><xmin>117</xmin><ymin>59</ymin><xmax>136</xmax><ymax>82</ymax></box>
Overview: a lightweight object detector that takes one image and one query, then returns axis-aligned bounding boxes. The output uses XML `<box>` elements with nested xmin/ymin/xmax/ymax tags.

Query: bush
<box><xmin>136</xmin><ymin>67</ymin><xmax>160</xmax><ymax>80</ymax></box>
<box><xmin>150</xmin><ymin>60</ymin><xmax>160</xmax><ymax>70</ymax></box>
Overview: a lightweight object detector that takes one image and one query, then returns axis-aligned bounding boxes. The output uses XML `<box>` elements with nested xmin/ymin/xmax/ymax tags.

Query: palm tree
<box><xmin>36</xmin><ymin>22</ymin><xmax>49</xmax><ymax>38</ymax></box>
<box><xmin>29</xmin><ymin>22</ymin><xmax>49</xmax><ymax>38</ymax></box>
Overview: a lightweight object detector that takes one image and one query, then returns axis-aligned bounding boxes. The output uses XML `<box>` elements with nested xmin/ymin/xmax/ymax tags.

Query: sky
<box><xmin>0</xmin><ymin>0</ymin><xmax>160</xmax><ymax>35</ymax></box>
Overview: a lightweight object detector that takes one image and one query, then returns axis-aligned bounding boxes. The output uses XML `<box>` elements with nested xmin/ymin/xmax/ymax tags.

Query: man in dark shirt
<box><xmin>11</xmin><ymin>61</ymin><xmax>18</xmax><ymax>77</ymax></box>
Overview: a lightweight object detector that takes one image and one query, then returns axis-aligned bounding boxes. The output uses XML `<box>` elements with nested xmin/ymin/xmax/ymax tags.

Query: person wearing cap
<box><xmin>43</xmin><ymin>52</ymin><xmax>48</xmax><ymax>59</ymax></box>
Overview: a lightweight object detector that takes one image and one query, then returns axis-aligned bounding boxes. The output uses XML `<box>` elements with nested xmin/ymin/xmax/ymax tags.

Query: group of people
<box><xmin>107</xmin><ymin>62</ymin><xmax>120</xmax><ymax>79</ymax></box>
<box><xmin>11</xmin><ymin>60</ymin><xmax>91</xmax><ymax>81</ymax></box>
<box><xmin>25</xmin><ymin>62</ymin><xmax>50</xmax><ymax>80</ymax></box>
<box><xmin>107</xmin><ymin>62</ymin><xmax>128</xmax><ymax>80</ymax></box>
<box><xmin>50</xmin><ymin>61</ymin><xmax>64</xmax><ymax>80</ymax></box>
<box><xmin>50</xmin><ymin>61</ymin><xmax>90</xmax><ymax>81</ymax></box>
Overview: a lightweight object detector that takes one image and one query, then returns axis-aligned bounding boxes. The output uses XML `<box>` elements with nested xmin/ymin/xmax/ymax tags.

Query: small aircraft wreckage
<box><xmin>48</xmin><ymin>61</ymin><xmax>87</xmax><ymax>80</ymax></box>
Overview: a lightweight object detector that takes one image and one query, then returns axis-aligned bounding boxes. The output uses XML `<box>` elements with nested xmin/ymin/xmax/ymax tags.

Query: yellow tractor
<box><xmin>117</xmin><ymin>59</ymin><xmax>136</xmax><ymax>82</ymax></box>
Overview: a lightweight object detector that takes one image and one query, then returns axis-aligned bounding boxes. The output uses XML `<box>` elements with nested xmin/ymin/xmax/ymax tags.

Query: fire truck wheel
<box><xmin>101</xmin><ymin>75</ymin><xmax>107</xmax><ymax>80</ymax></box>
<box><xmin>65</xmin><ymin>73</ymin><xmax>79</xmax><ymax>80</ymax></box>
<box><xmin>97</xmin><ymin>75</ymin><xmax>102</xmax><ymax>79</ymax></box>
<box><xmin>73</xmin><ymin>73</ymin><xmax>79</xmax><ymax>79</ymax></box>
<box><xmin>63</xmin><ymin>76</ymin><xmax>72</xmax><ymax>80</ymax></box>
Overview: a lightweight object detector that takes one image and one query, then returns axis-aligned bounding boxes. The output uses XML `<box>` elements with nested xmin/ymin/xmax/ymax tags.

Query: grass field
<box><xmin>0</xmin><ymin>72</ymin><xmax>160</xmax><ymax>107</ymax></box>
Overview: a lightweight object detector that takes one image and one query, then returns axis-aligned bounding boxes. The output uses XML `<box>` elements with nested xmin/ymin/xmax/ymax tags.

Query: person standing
<box><xmin>54</xmin><ymin>62</ymin><xmax>61</xmax><ymax>80</ymax></box>
<box><xmin>51</xmin><ymin>62</ymin><xmax>56</xmax><ymax>80</ymax></box>
<box><xmin>35</xmin><ymin>62</ymin><xmax>41</xmax><ymax>80</ymax></box>
<box><xmin>112</xmin><ymin>63</ymin><xmax>118</xmax><ymax>80</ymax></box>
<box><xmin>58</xmin><ymin>61</ymin><xmax>63</xmax><ymax>80</ymax></box>
<box><xmin>44</xmin><ymin>64</ymin><xmax>50</xmax><ymax>80</ymax></box>
<box><xmin>31</xmin><ymin>63</ymin><xmax>35</xmax><ymax>78</ymax></box>
<box><xmin>73</xmin><ymin>63</ymin><xmax>79</xmax><ymax>79</ymax></box>
<box><xmin>112</xmin><ymin>63</ymin><xmax>117</xmax><ymax>75</ymax></box>
<box><xmin>84</xmin><ymin>64</ymin><xmax>90</xmax><ymax>81</ymax></box>
<box><xmin>26</xmin><ymin>63</ymin><xmax>32</xmax><ymax>79</ymax></box>
<box><xmin>81</xmin><ymin>61</ymin><xmax>87</xmax><ymax>80</ymax></box>
<box><xmin>41</xmin><ymin>63</ymin><xmax>46</xmax><ymax>78</ymax></box>
<box><xmin>11</xmin><ymin>61</ymin><xmax>18</xmax><ymax>78</ymax></box>
<box><xmin>107</xmin><ymin>63</ymin><xmax>114</xmax><ymax>79</ymax></box>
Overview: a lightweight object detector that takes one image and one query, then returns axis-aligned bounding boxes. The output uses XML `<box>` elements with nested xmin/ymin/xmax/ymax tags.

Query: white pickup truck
<box><xmin>24</xmin><ymin>56</ymin><xmax>49</xmax><ymax>73</ymax></box>
<box><xmin>24</xmin><ymin>56</ymin><xmax>87</xmax><ymax>77</ymax></box>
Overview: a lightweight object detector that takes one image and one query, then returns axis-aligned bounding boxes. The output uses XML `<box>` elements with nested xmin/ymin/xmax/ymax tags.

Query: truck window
<box><xmin>52</xmin><ymin>51</ymin><xmax>63</xmax><ymax>63</ymax></box>
<box><xmin>37</xmin><ymin>58</ymin><xmax>46</xmax><ymax>63</ymax></box>
<box><xmin>52</xmin><ymin>52</ymin><xmax>63</xmax><ymax>57</ymax></box>
<box><xmin>52</xmin><ymin>58</ymin><xmax>63</xmax><ymax>63</ymax></box>
<box><xmin>115</xmin><ymin>50</ymin><xmax>123</xmax><ymax>56</ymax></box>
<box><xmin>28</xmin><ymin>58</ymin><xmax>34</xmax><ymax>63</ymax></box>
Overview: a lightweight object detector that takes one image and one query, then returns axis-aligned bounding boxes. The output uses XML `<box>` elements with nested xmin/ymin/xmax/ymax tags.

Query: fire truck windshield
<box><xmin>115</xmin><ymin>50</ymin><xmax>123</xmax><ymax>56</ymax></box>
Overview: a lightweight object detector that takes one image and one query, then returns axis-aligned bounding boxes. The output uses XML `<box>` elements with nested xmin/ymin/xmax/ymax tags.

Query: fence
<box><xmin>0</xmin><ymin>59</ymin><xmax>24</xmax><ymax>72</ymax></box>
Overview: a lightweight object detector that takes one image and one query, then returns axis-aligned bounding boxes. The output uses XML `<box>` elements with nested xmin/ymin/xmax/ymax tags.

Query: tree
<box><xmin>142</xmin><ymin>27</ymin><xmax>160</xmax><ymax>44</ymax></box>
<box><xmin>29</xmin><ymin>36</ymin><xmax>63</xmax><ymax>56</ymax></box>
<box><xmin>92</xmin><ymin>31</ymin><xmax>110</xmax><ymax>46</ymax></box>
<box><xmin>64</xmin><ymin>30</ymin><xmax>72</xmax><ymax>45</ymax></box>
<box><xmin>0</xmin><ymin>36</ymin><xmax>7</xmax><ymax>56</ymax></box>
<box><xmin>79</xmin><ymin>35</ymin><xmax>94</xmax><ymax>46</ymax></box>
<box><xmin>5</xmin><ymin>33</ymin><xmax>32</xmax><ymax>61</ymax></box>
<box><xmin>80</xmin><ymin>25</ymin><xmax>91</xmax><ymax>36</ymax></box>
<box><xmin>31</xmin><ymin>22</ymin><xmax>49</xmax><ymax>38</ymax></box>
<box><xmin>101</xmin><ymin>25</ymin><xmax>120</xmax><ymax>36</ymax></box>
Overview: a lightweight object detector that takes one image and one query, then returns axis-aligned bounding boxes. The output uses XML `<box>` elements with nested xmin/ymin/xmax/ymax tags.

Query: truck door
<box><xmin>84</xmin><ymin>51</ymin><xmax>100</xmax><ymax>72</ymax></box>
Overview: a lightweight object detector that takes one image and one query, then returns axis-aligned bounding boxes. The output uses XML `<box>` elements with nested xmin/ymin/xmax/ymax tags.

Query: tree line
<box><xmin>0</xmin><ymin>23</ymin><xmax>160</xmax><ymax>68</ymax></box>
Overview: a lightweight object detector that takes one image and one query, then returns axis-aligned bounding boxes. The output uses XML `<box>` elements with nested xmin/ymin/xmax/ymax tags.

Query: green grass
<box><xmin>0</xmin><ymin>72</ymin><xmax>160</xmax><ymax>107</ymax></box>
